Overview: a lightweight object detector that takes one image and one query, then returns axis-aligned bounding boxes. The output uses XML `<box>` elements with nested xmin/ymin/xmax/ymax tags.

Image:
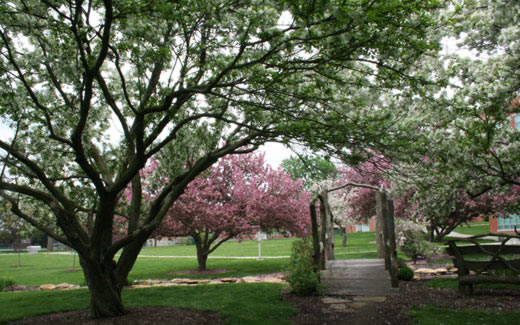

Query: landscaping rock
<box><xmin>434</xmin><ymin>268</ymin><xmax>449</xmax><ymax>274</ymax></box>
<box><xmin>321</xmin><ymin>297</ymin><xmax>351</xmax><ymax>304</ymax></box>
<box><xmin>414</xmin><ymin>268</ymin><xmax>437</xmax><ymax>274</ymax></box>
<box><xmin>143</xmin><ymin>279</ymin><xmax>162</xmax><ymax>284</ymax></box>
<box><xmin>352</xmin><ymin>296</ymin><xmax>387</xmax><ymax>303</ymax></box>
<box><xmin>54</xmin><ymin>283</ymin><xmax>72</xmax><ymax>289</ymax></box>
<box><xmin>39</xmin><ymin>284</ymin><xmax>56</xmax><ymax>290</ymax></box>
<box><xmin>157</xmin><ymin>283</ymin><xmax>176</xmax><ymax>287</ymax></box>
<box><xmin>350</xmin><ymin>302</ymin><xmax>368</xmax><ymax>309</ymax></box>
<box><xmin>181</xmin><ymin>280</ymin><xmax>199</xmax><ymax>285</ymax></box>
<box><xmin>261</xmin><ymin>276</ymin><xmax>285</xmax><ymax>284</ymax></box>
<box><xmin>241</xmin><ymin>276</ymin><xmax>261</xmax><ymax>283</ymax></box>
<box><xmin>219</xmin><ymin>278</ymin><xmax>237</xmax><ymax>283</ymax></box>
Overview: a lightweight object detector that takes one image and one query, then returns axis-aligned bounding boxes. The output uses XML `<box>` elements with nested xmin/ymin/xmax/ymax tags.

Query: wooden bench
<box><xmin>446</xmin><ymin>233</ymin><xmax>520</xmax><ymax>294</ymax></box>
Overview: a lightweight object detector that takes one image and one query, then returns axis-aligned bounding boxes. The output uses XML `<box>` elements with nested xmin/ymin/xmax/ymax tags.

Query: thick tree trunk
<box><xmin>80</xmin><ymin>256</ymin><xmax>127</xmax><ymax>318</ymax></box>
<box><xmin>341</xmin><ymin>226</ymin><xmax>347</xmax><ymax>247</ymax></box>
<box><xmin>195</xmin><ymin>243</ymin><xmax>208</xmax><ymax>271</ymax></box>
<box><xmin>46</xmin><ymin>236</ymin><xmax>54</xmax><ymax>252</ymax></box>
<box><xmin>428</xmin><ymin>222</ymin><xmax>435</xmax><ymax>242</ymax></box>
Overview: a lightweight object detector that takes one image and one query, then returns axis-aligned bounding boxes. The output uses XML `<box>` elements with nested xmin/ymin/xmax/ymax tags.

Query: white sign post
<box><xmin>257</xmin><ymin>231</ymin><xmax>266</xmax><ymax>260</ymax></box>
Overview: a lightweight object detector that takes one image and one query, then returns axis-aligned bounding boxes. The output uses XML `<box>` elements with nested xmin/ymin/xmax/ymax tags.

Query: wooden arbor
<box><xmin>309</xmin><ymin>183</ymin><xmax>399</xmax><ymax>288</ymax></box>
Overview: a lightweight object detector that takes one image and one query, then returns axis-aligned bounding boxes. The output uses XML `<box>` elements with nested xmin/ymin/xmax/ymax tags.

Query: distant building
<box><xmin>489</xmin><ymin>96</ymin><xmax>520</xmax><ymax>234</ymax></box>
<box><xmin>344</xmin><ymin>216</ymin><xmax>377</xmax><ymax>233</ymax></box>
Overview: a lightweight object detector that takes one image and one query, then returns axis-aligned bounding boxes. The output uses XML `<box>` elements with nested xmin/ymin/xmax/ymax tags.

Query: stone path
<box><xmin>320</xmin><ymin>259</ymin><xmax>398</xmax><ymax>324</ymax></box>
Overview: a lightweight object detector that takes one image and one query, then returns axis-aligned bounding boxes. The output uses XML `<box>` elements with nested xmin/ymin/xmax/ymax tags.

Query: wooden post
<box><xmin>380</xmin><ymin>192</ymin><xmax>391</xmax><ymax>271</ymax></box>
<box><xmin>319</xmin><ymin>192</ymin><xmax>327</xmax><ymax>270</ymax></box>
<box><xmin>385</xmin><ymin>197</ymin><xmax>399</xmax><ymax>288</ymax></box>
<box><xmin>323</xmin><ymin>190</ymin><xmax>335</xmax><ymax>261</ymax></box>
<box><xmin>309</xmin><ymin>200</ymin><xmax>320</xmax><ymax>271</ymax></box>
<box><xmin>375</xmin><ymin>192</ymin><xmax>385</xmax><ymax>258</ymax></box>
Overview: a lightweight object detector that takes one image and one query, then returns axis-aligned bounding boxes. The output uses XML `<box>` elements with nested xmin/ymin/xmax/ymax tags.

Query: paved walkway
<box><xmin>447</xmin><ymin>231</ymin><xmax>498</xmax><ymax>241</ymax></box>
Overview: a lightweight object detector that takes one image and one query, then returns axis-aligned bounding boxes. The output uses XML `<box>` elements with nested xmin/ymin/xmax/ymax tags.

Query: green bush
<box><xmin>0</xmin><ymin>276</ymin><xmax>16</xmax><ymax>291</ymax></box>
<box><xmin>398</xmin><ymin>265</ymin><xmax>414</xmax><ymax>281</ymax></box>
<box><xmin>399</xmin><ymin>229</ymin><xmax>442</xmax><ymax>262</ymax></box>
<box><xmin>285</xmin><ymin>238</ymin><xmax>321</xmax><ymax>296</ymax></box>
<box><xmin>397</xmin><ymin>258</ymin><xmax>408</xmax><ymax>269</ymax></box>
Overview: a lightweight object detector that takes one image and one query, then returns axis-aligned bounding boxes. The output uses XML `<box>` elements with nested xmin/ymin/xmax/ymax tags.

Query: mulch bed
<box><xmin>288</xmin><ymin>279</ymin><xmax>520</xmax><ymax>325</ymax></box>
<box><xmin>10</xmin><ymin>307</ymin><xmax>222</xmax><ymax>325</ymax></box>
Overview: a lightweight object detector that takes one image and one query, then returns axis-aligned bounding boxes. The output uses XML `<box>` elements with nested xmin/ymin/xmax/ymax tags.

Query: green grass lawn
<box><xmin>428</xmin><ymin>278</ymin><xmax>520</xmax><ymax>290</ymax></box>
<box><xmin>452</xmin><ymin>222</ymin><xmax>490</xmax><ymax>236</ymax></box>
<box><xmin>409</xmin><ymin>306</ymin><xmax>520</xmax><ymax>325</ymax></box>
<box><xmin>0</xmin><ymin>231</ymin><xmax>377</xmax><ymax>286</ymax></box>
<box><xmin>0</xmin><ymin>283</ymin><xmax>295</xmax><ymax>324</ymax></box>
<box><xmin>0</xmin><ymin>231</ymin><xmax>378</xmax><ymax>323</ymax></box>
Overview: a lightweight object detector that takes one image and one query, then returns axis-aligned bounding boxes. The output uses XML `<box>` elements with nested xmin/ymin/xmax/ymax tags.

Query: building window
<box><xmin>497</xmin><ymin>214</ymin><xmax>520</xmax><ymax>231</ymax></box>
<box><xmin>356</xmin><ymin>224</ymin><xmax>370</xmax><ymax>232</ymax></box>
<box><xmin>515</xmin><ymin>114</ymin><xmax>520</xmax><ymax>130</ymax></box>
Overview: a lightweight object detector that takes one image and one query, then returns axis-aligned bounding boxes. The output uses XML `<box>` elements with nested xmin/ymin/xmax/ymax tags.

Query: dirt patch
<box><xmin>10</xmin><ymin>306</ymin><xmax>222</xmax><ymax>325</ymax></box>
<box><xmin>168</xmin><ymin>269</ymin><xmax>230</xmax><ymax>275</ymax></box>
<box><xmin>376</xmin><ymin>280</ymin><xmax>520</xmax><ymax>324</ymax></box>
<box><xmin>287</xmin><ymin>280</ymin><xmax>520</xmax><ymax>324</ymax></box>
<box><xmin>9</xmin><ymin>265</ymin><xmax>25</xmax><ymax>268</ymax></box>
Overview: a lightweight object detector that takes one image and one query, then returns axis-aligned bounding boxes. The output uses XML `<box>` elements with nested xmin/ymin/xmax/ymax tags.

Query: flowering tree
<box><xmin>337</xmin><ymin>157</ymin><xmax>392</xmax><ymax>221</ymax></box>
<box><xmin>389</xmin><ymin>0</ymin><xmax>520</xmax><ymax>216</ymax></box>
<box><xmin>0</xmin><ymin>0</ymin><xmax>445</xmax><ymax>317</ymax></box>
<box><xmin>120</xmin><ymin>153</ymin><xmax>311</xmax><ymax>271</ymax></box>
<box><xmin>392</xmin><ymin>160</ymin><xmax>520</xmax><ymax>241</ymax></box>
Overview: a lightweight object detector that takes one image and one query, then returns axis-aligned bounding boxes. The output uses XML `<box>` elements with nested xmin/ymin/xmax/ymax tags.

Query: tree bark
<box><xmin>195</xmin><ymin>243</ymin><xmax>208</xmax><ymax>271</ymax></box>
<box><xmin>46</xmin><ymin>236</ymin><xmax>54</xmax><ymax>252</ymax></box>
<box><xmin>375</xmin><ymin>192</ymin><xmax>385</xmax><ymax>258</ymax></box>
<box><xmin>309</xmin><ymin>200</ymin><xmax>320</xmax><ymax>271</ymax></box>
<box><xmin>80</xmin><ymin>256</ymin><xmax>127</xmax><ymax>318</ymax></box>
<box><xmin>319</xmin><ymin>190</ymin><xmax>334</xmax><ymax>261</ymax></box>
<box><xmin>340</xmin><ymin>226</ymin><xmax>347</xmax><ymax>247</ymax></box>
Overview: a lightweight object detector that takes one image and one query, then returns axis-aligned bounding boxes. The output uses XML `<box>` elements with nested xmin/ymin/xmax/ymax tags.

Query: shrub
<box><xmin>395</xmin><ymin>219</ymin><xmax>441</xmax><ymax>262</ymax></box>
<box><xmin>286</xmin><ymin>238</ymin><xmax>321</xmax><ymax>296</ymax></box>
<box><xmin>397</xmin><ymin>258</ymin><xmax>408</xmax><ymax>269</ymax></box>
<box><xmin>398</xmin><ymin>265</ymin><xmax>414</xmax><ymax>281</ymax></box>
<box><xmin>0</xmin><ymin>277</ymin><xmax>15</xmax><ymax>291</ymax></box>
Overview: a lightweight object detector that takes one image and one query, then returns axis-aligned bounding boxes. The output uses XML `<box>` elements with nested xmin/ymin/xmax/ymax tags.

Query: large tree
<box><xmin>0</xmin><ymin>0</ymin><xmax>444</xmax><ymax>318</ymax></box>
<box><xmin>394</xmin><ymin>0</ymin><xmax>520</xmax><ymax>195</ymax></box>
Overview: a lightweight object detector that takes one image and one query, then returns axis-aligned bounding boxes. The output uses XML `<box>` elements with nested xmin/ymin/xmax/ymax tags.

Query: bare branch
<box><xmin>0</xmin><ymin>192</ymin><xmax>70</xmax><ymax>245</ymax></box>
<box><xmin>327</xmin><ymin>182</ymin><xmax>379</xmax><ymax>193</ymax></box>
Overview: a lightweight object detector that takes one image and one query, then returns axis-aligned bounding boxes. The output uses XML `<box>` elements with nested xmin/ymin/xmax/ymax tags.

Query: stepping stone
<box><xmin>329</xmin><ymin>303</ymin><xmax>347</xmax><ymax>310</ymax></box>
<box><xmin>352</xmin><ymin>296</ymin><xmax>387</xmax><ymax>303</ymax></box>
<box><xmin>350</xmin><ymin>302</ymin><xmax>368</xmax><ymax>309</ymax></box>
<box><xmin>322</xmin><ymin>297</ymin><xmax>351</xmax><ymax>304</ymax></box>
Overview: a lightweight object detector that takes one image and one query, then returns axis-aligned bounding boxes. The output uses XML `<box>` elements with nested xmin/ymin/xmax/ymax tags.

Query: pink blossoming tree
<box><xmin>120</xmin><ymin>152</ymin><xmax>311</xmax><ymax>271</ymax></box>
